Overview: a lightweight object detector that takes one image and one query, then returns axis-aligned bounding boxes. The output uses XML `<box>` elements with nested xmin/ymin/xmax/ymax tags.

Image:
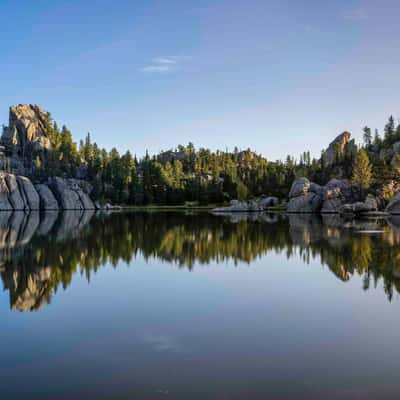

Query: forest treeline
<box><xmin>27</xmin><ymin>113</ymin><xmax>400</xmax><ymax>205</ymax></box>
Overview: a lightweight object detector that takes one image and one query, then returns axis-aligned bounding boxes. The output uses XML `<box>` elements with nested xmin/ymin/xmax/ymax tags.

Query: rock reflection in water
<box><xmin>0</xmin><ymin>210</ymin><xmax>94</xmax><ymax>311</ymax></box>
<box><xmin>1</xmin><ymin>211</ymin><xmax>400</xmax><ymax>312</ymax></box>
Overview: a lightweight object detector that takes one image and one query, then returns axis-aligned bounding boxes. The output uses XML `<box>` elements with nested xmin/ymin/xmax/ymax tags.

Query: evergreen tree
<box><xmin>363</xmin><ymin>126</ymin><xmax>372</xmax><ymax>147</ymax></box>
<box><xmin>352</xmin><ymin>149</ymin><xmax>372</xmax><ymax>192</ymax></box>
<box><xmin>384</xmin><ymin>116</ymin><xmax>395</xmax><ymax>144</ymax></box>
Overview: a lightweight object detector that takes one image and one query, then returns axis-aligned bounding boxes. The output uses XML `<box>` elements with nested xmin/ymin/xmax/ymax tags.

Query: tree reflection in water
<box><xmin>1</xmin><ymin>210</ymin><xmax>400</xmax><ymax>311</ymax></box>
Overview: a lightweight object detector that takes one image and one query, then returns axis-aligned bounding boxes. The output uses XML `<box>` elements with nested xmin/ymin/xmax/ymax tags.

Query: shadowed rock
<box><xmin>5</xmin><ymin>174</ymin><xmax>25</xmax><ymax>210</ymax></box>
<box><xmin>0</xmin><ymin>174</ymin><xmax>13</xmax><ymax>210</ymax></box>
<box><xmin>17</xmin><ymin>176</ymin><xmax>40</xmax><ymax>210</ymax></box>
<box><xmin>49</xmin><ymin>177</ymin><xmax>94</xmax><ymax>210</ymax></box>
<box><xmin>35</xmin><ymin>184</ymin><xmax>59</xmax><ymax>210</ymax></box>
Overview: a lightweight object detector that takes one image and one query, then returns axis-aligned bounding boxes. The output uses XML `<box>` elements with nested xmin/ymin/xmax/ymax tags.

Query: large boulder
<box><xmin>16</xmin><ymin>176</ymin><xmax>40</xmax><ymax>210</ymax></box>
<box><xmin>289</xmin><ymin>178</ymin><xmax>310</xmax><ymax>198</ymax></box>
<box><xmin>5</xmin><ymin>174</ymin><xmax>25</xmax><ymax>210</ymax></box>
<box><xmin>49</xmin><ymin>177</ymin><xmax>94</xmax><ymax>210</ymax></box>
<box><xmin>287</xmin><ymin>193</ymin><xmax>316</xmax><ymax>213</ymax></box>
<box><xmin>35</xmin><ymin>184</ymin><xmax>59</xmax><ymax>210</ymax></box>
<box><xmin>287</xmin><ymin>178</ymin><xmax>324</xmax><ymax>213</ymax></box>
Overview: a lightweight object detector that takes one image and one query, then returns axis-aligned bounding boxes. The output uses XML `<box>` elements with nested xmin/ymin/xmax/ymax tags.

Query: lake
<box><xmin>1</xmin><ymin>210</ymin><xmax>400</xmax><ymax>399</ymax></box>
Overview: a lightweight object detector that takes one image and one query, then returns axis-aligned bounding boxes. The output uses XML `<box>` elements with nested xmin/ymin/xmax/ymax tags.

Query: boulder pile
<box><xmin>287</xmin><ymin>177</ymin><xmax>379</xmax><ymax>214</ymax></box>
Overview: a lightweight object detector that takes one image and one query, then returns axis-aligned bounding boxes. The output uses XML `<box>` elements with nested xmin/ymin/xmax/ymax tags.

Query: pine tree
<box><xmin>363</xmin><ymin>126</ymin><xmax>372</xmax><ymax>147</ymax></box>
<box><xmin>352</xmin><ymin>149</ymin><xmax>372</xmax><ymax>191</ymax></box>
<box><xmin>373</xmin><ymin>129</ymin><xmax>382</xmax><ymax>149</ymax></box>
<box><xmin>384</xmin><ymin>116</ymin><xmax>395</xmax><ymax>144</ymax></box>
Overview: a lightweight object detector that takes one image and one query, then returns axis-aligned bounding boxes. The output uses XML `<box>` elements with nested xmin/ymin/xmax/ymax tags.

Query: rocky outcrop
<box><xmin>1</xmin><ymin>104</ymin><xmax>52</xmax><ymax>156</ymax></box>
<box><xmin>0</xmin><ymin>173</ymin><xmax>94</xmax><ymax>211</ymax></box>
<box><xmin>49</xmin><ymin>177</ymin><xmax>94</xmax><ymax>210</ymax></box>
<box><xmin>213</xmin><ymin>196</ymin><xmax>279</xmax><ymax>212</ymax></box>
<box><xmin>288</xmin><ymin>178</ymin><xmax>322</xmax><ymax>213</ymax></box>
<box><xmin>321</xmin><ymin>132</ymin><xmax>357</xmax><ymax>167</ymax></box>
<box><xmin>287</xmin><ymin>177</ymin><xmax>363</xmax><ymax>214</ymax></box>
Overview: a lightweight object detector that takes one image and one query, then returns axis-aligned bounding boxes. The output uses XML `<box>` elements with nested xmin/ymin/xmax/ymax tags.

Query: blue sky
<box><xmin>1</xmin><ymin>0</ymin><xmax>399</xmax><ymax>160</ymax></box>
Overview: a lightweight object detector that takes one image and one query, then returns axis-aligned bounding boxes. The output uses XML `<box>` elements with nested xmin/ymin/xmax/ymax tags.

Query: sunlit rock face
<box><xmin>322</xmin><ymin>131</ymin><xmax>357</xmax><ymax>168</ymax></box>
<box><xmin>1</xmin><ymin>104</ymin><xmax>52</xmax><ymax>156</ymax></box>
<box><xmin>0</xmin><ymin>172</ymin><xmax>40</xmax><ymax>210</ymax></box>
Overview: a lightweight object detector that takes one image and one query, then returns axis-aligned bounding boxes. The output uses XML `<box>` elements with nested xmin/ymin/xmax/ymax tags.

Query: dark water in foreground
<box><xmin>1</xmin><ymin>210</ymin><xmax>400</xmax><ymax>399</ymax></box>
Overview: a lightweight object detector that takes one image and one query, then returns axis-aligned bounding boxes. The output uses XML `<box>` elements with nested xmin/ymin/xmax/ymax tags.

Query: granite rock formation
<box><xmin>0</xmin><ymin>173</ymin><xmax>93</xmax><ymax>210</ymax></box>
<box><xmin>1</xmin><ymin>104</ymin><xmax>52</xmax><ymax>156</ymax></box>
<box><xmin>287</xmin><ymin>177</ymin><xmax>365</xmax><ymax>214</ymax></box>
<box><xmin>322</xmin><ymin>131</ymin><xmax>357</xmax><ymax>167</ymax></box>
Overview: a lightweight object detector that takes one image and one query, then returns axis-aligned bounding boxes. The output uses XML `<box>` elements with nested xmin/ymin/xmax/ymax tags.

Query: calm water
<box><xmin>1</xmin><ymin>210</ymin><xmax>400</xmax><ymax>399</ymax></box>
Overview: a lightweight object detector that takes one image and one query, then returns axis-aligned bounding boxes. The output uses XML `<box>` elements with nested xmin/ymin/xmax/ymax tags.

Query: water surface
<box><xmin>1</xmin><ymin>210</ymin><xmax>400</xmax><ymax>399</ymax></box>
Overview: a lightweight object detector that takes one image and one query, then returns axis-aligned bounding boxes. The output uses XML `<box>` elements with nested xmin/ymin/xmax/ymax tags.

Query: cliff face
<box><xmin>321</xmin><ymin>131</ymin><xmax>357</xmax><ymax>167</ymax></box>
<box><xmin>2</xmin><ymin>104</ymin><xmax>52</xmax><ymax>156</ymax></box>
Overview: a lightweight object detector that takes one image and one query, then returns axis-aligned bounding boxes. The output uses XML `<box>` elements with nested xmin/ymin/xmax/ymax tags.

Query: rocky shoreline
<box><xmin>0</xmin><ymin>173</ymin><xmax>95</xmax><ymax>210</ymax></box>
<box><xmin>212</xmin><ymin>177</ymin><xmax>400</xmax><ymax>216</ymax></box>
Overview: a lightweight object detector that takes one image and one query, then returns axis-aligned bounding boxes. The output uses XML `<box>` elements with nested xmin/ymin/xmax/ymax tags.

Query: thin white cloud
<box><xmin>154</xmin><ymin>57</ymin><xmax>178</xmax><ymax>65</ymax></box>
<box><xmin>344</xmin><ymin>7</ymin><xmax>368</xmax><ymax>21</ymax></box>
<box><xmin>140</xmin><ymin>55</ymin><xmax>191</xmax><ymax>73</ymax></box>
<box><xmin>141</xmin><ymin>65</ymin><xmax>171</xmax><ymax>73</ymax></box>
